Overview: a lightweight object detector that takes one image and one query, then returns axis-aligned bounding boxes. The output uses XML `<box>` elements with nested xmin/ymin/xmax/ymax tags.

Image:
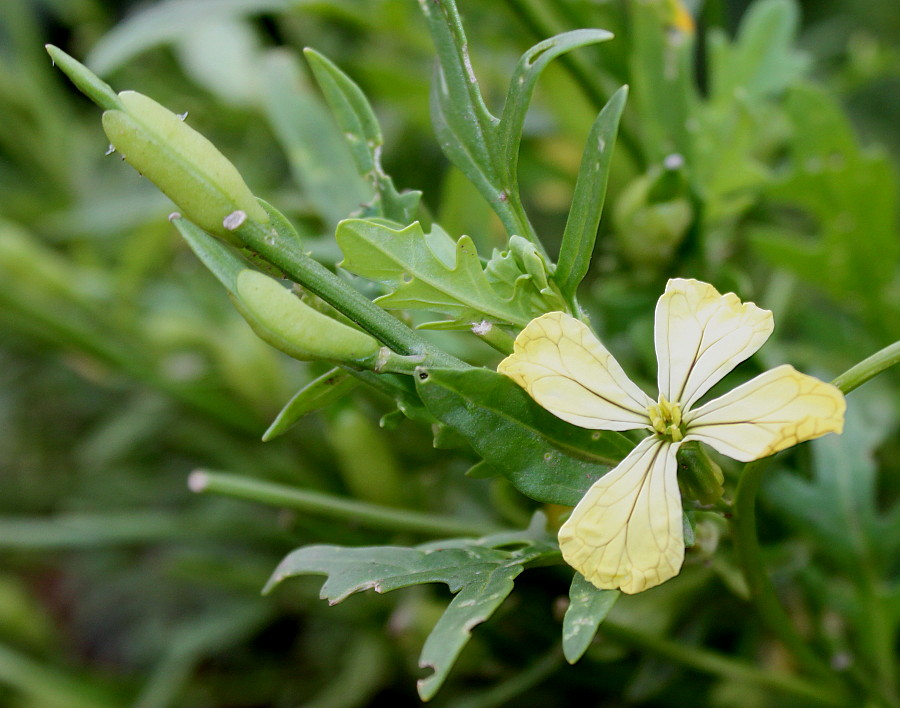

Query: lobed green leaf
<box><xmin>415</xmin><ymin>367</ymin><xmax>633</xmax><ymax>506</ymax></box>
<box><xmin>336</xmin><ymin>219</ymin><xmax>537</xmax><ymax>327</ymax></box>
<box><xmin>264</xmin><ymin>520</ymin><xmax>558</xmax><ymax>701</ymax></box>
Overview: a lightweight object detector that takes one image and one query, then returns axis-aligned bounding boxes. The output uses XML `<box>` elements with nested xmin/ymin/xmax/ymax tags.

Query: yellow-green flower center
<box><xmin>648</xmin><ymin>395</ymin><xmax>684</xmax><ymax>442</ymax></box>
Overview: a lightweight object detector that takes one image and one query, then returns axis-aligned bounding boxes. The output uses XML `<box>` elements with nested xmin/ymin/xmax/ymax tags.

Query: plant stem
<box><xmin>0</xmin><ymin>642</ymin><xmax>115</xmax><ymax>708</ymax></box>
<box><xmin>189</xmin><ymin>470</ymin><xmax>501</xmax><ymax>538</ymax></box>
<box><xmin>831</xmin><ymin>341</ymin><xmax>900</xmax><ymax>394</ymax></box>
<box><xmin>473</xmin><ymin>322</ymin><xmax>516</xmax><ymax>354</ymax></box>
<box><xmin>726</xmin><ymin>346</ymin><xmax>900</xmax><ymax>702</ymax></box>
<box><xmin>448</xmin><ymin>646</ymin><xmax>561</xmax><ymax>708</ymax></box>
<box><xmin>236</xmin><ymin>220</ymin><xmax>465</xmax><ymax>368</ymax></box>
<box><xmin>599</xmin><ymin>621</ymin><xmax>846</xmax><ymax>706</ymax></box>
<box><xmin>730</xmin><ymin>461</ymin><xmax>846</xmax><ymax>683</ymax></box>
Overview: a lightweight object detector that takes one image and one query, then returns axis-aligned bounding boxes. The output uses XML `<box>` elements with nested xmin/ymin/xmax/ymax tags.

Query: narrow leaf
<box><xmin>562</xmin><ymin>573</ymin><xmax>619</xmax><ymax>664</ymax></box>
<box><xmin>420</xmin><ymin>0</ymin><xmax>538</xmax><ymax>243</ymax></box>
<box><xmin>262</xmin><ymin>368</ymin><xmax>358</xmax><ymax>441</ymax></box>
<box><xmin>258</xmin><ymin>50</ymin><xmax>369</xmax><ymax>227</ymax></box>
<box><xmin>85</xmin><ymin>0</ymin><xmax>292</xmax><ymax>74</ymax></box>
<box><xmin>304</xmin><ymin>48</ymin><xmax>420</xmax><ymax>224</ymax></box>
<box><xmin>416</xmin><ymin>367</ymin><xmax>633</xmax><ymax>505</ymax></box>
<box><xmin>417</xmin><ymin>563</ymin><xmax>521</xmax><ymax>700</ymax></box>
<box><xmin>555</xmin><ymin>86</ymin><xmax>628</xmax><ymax>300</ymax></box>
<box><xmin>498</xmin><ymin>29</ymin><xmax>614</xmax><ymax>186</ymax></box>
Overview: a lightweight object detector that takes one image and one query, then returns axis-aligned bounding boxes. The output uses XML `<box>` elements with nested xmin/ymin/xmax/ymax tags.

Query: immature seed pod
<box><xmin>676</xmin><ymin>441</ymin><xmax>725</xmax><ymax>506</ymax></box>
<box><xmin>101</xmin><ymin>91</ymin><xmax>268</xmax><ymax>243</ymax></box>
<box><xmin>233</xmin><ymin>269</ymin><xmax>381</xmax><ymax>364</ymax></box>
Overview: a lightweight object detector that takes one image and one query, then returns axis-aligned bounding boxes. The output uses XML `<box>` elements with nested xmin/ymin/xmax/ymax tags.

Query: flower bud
<box><xmin>613</xmin><ymin>169</ymin><xmax>693</xmax><ymax>268</ymax></box>
<box><xmin>233</xmin><ymin>269</ymin><xmax>381</xmax><ymax>364</ymax></box>
<box><xmin>676</xmin><ymin>441</ymin><xmax>725</xmax><ymax>505</ymax></box>
<box><xmin>101</xmin><ymin>91</ymin><xmax>268</xmax><ymax>243</ymax></box>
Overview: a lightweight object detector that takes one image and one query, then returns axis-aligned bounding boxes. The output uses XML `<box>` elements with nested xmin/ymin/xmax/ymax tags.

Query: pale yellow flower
<box><xmin>498</xmin><ymin>278</ymin><xmax>845</xmax><ymax>594</ymax></box>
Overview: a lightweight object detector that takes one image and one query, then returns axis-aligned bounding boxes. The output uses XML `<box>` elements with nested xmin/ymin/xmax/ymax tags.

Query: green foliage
<box><xmin>416</xmin><ymin>367</ymin><xmax>632</xmax><ymax>505</ymax></box>
<box><xmin>337</xmin><ymin>219</ymin><xmax>562</xmax><ymax>327</ymax></box>
<box><xmin>555</xmin><ymin>85</ymin><xmax>628</xmax><ymax>302</ymax></box>
<box><xmin>3</xmin><ymin>0</ymin><xmax>900</xmax><ymax>705</ymax></box>
<box><xmin>304</xmin><ymin>48</ymin><xmax>421</xmax><ymax>224</ymax></box>
<box><xmin>562</xmin><ymin>573</ymin><xmax>619</xmax><ymax>664</ymax></box>
<box><xmin>264</xmin><ymin>513</ymin><xmax>558</xmax><ymax>701</ymax></box>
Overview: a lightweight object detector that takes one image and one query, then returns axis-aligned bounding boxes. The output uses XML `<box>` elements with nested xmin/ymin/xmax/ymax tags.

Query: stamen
<box><xmin>648</xmin><ymin>395</ymin><xmax>684</xmax><ymax>442</ymax></box>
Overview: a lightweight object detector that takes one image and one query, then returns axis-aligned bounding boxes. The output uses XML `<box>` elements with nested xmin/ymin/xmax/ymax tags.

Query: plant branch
<box><xmin>831</xmin><ymin>341</ymin><xmax>900</xmax><ymax>394</ymax></box>
<box><xmin>236</xmin><ymin>220</ymin><xmax>466</xmax><ymax>369</ymax></box>
<box><xmin>189</xmin><ymin>470</ymin><xmax>502</xmax><ymax>538</ymax></box>
<box><xmin>600</xmin><ymin>621</ymin><xmax>847</xmax><ymax>706</ymax></box>
<box><xmin>730</xmin><ymin>460</ymin><xmax>846</xmax><ymax>689</ymax></box>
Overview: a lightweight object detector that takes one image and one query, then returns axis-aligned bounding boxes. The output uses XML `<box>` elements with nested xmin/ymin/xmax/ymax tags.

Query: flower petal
<box><xmin>558</xmin><ymin>437</ymin><xmax>684</xmax><ymax>594</ymax></box>
<box><xmin>655</xmin><ymin>279</ymin><xmax>773</xmax><ymax>409</ymax></box>
<box><xmin>498</xmin><ymin>312</ymin><xmax>653</xmax><ymax>431</ymax></box>
<box><xmin>684</xmin><ymin>365</ymin><xmax>845</xmax><ymax>462</ymax></box>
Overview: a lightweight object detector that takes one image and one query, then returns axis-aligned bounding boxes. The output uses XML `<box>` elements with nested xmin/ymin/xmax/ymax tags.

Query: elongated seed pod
<box><xmin>102</xmin><ymin>91</ymin><xmax>268</xmax><ymax>242</ymax></box>
<box><xmin>233</xmin><ymin>269</ymin><xmax>381</xmax><ymax>364</ymax></box>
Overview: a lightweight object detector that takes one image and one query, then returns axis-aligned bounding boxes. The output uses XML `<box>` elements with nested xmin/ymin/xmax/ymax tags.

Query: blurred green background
<box><xmin>1</xmin><ymin>1</ymin><xmax>898</xmax><ymax>706</ymax></box>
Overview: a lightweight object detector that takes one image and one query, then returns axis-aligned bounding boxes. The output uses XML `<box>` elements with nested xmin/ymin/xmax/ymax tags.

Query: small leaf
<box><xmin>562</xmin><ymin>572</ymin><xmax>619</xmax><ymax>664</ymax></box>
<box><xmin>555</xmin><ymin>86</ymin><xmax>628</xmax><ymax>301</ymax></box>
<box><xmin>258</xmin><ymin>50</ymin><xmax>369</xmax><ymax>228</ymax></box>
<box><xmin>304</xmin><ymin>48</ymin><xmax>420</xmax><ymax>224</ymax></box>
<box><xmin>262</xmin><ymin>368</ymin><xmax>358</xmax><ymax>441</ymax></box>
<box><xmin>336</xmin><ymin>219</ymin><xmax>536</xmax><ymax>327</ymax></box>
<box><xmin>498</xmin><ymin>29</ymin><xmax>614</xmax><ymax>188</ymax></box>
<box><xmin>706</xmin><ymin>0</ymin><xmax>808</xmax><ymax>103</ymax></box>
<box><xmin>416</xmin><ymin>367</ymin><xmax>633</xmax><ymax>505</ymax></box>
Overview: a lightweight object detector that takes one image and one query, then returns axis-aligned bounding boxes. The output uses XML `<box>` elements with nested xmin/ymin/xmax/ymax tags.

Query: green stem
<box><xmin>831</xmin><ymin>341</ymin><xmax>900</xmax><ymax>394</ymax></box>
<box><xmin>0</xmin><ymin>642</ymin><xmax>116</xmax><ymax>708</ymax></box>
<box><xmin>473</xmin><ymin>322</ymin><xmax>516</xmax><ymax>354</ymax></box>
<box><xmin>448</xmin><ymin>646</ymin><xmax>561</xmax><ymax>708</ymax></box>
<box><xmin>236</xmin><ymin>220</ymin><xmax>465</xmax><ymax>368</ymax></box>
<box><xmin>727</xmin><ymin>346</ymin><xmax>900</xmax><ymax>701</ymax></box>
<box><xmin>730</xmin><ymin>460</ymin><xmax>845</xmax><ymax>688</ymax></box>
<box><xmin>189</xmin><ymin>470</ymin><xmax>501</xmax><ymax>538</ymax></box>
<box><xmin>599</xmin><ymin>621</ymin><xmax>846</xmax><ymax>707</ymax></box>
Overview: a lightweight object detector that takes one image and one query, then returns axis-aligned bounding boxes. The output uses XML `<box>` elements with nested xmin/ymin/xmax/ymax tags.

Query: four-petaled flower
<box><xmin>498</xmin><ymin>278</ymin><xmax>845</xmax><ymax>594</ymax></box>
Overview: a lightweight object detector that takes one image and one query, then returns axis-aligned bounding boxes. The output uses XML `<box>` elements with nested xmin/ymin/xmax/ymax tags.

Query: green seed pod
<box><xmin>233</xmin><ymin>269</ymin><xmax>381</xmax><ymax>364</ymax></box>
<box><xmin>676</xmin><ymin>441</ymin><xmax>725</xmax><ymax>505</ymax></box>
<box><xmin>101</xmin><ymin>91</ymin><xmax>268</xmax><ymax>243</ymax></box>
<box><xmin>329</xmin><ymin>407</ymin><xmax>410</xmax><ymax>507</ymax></box>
